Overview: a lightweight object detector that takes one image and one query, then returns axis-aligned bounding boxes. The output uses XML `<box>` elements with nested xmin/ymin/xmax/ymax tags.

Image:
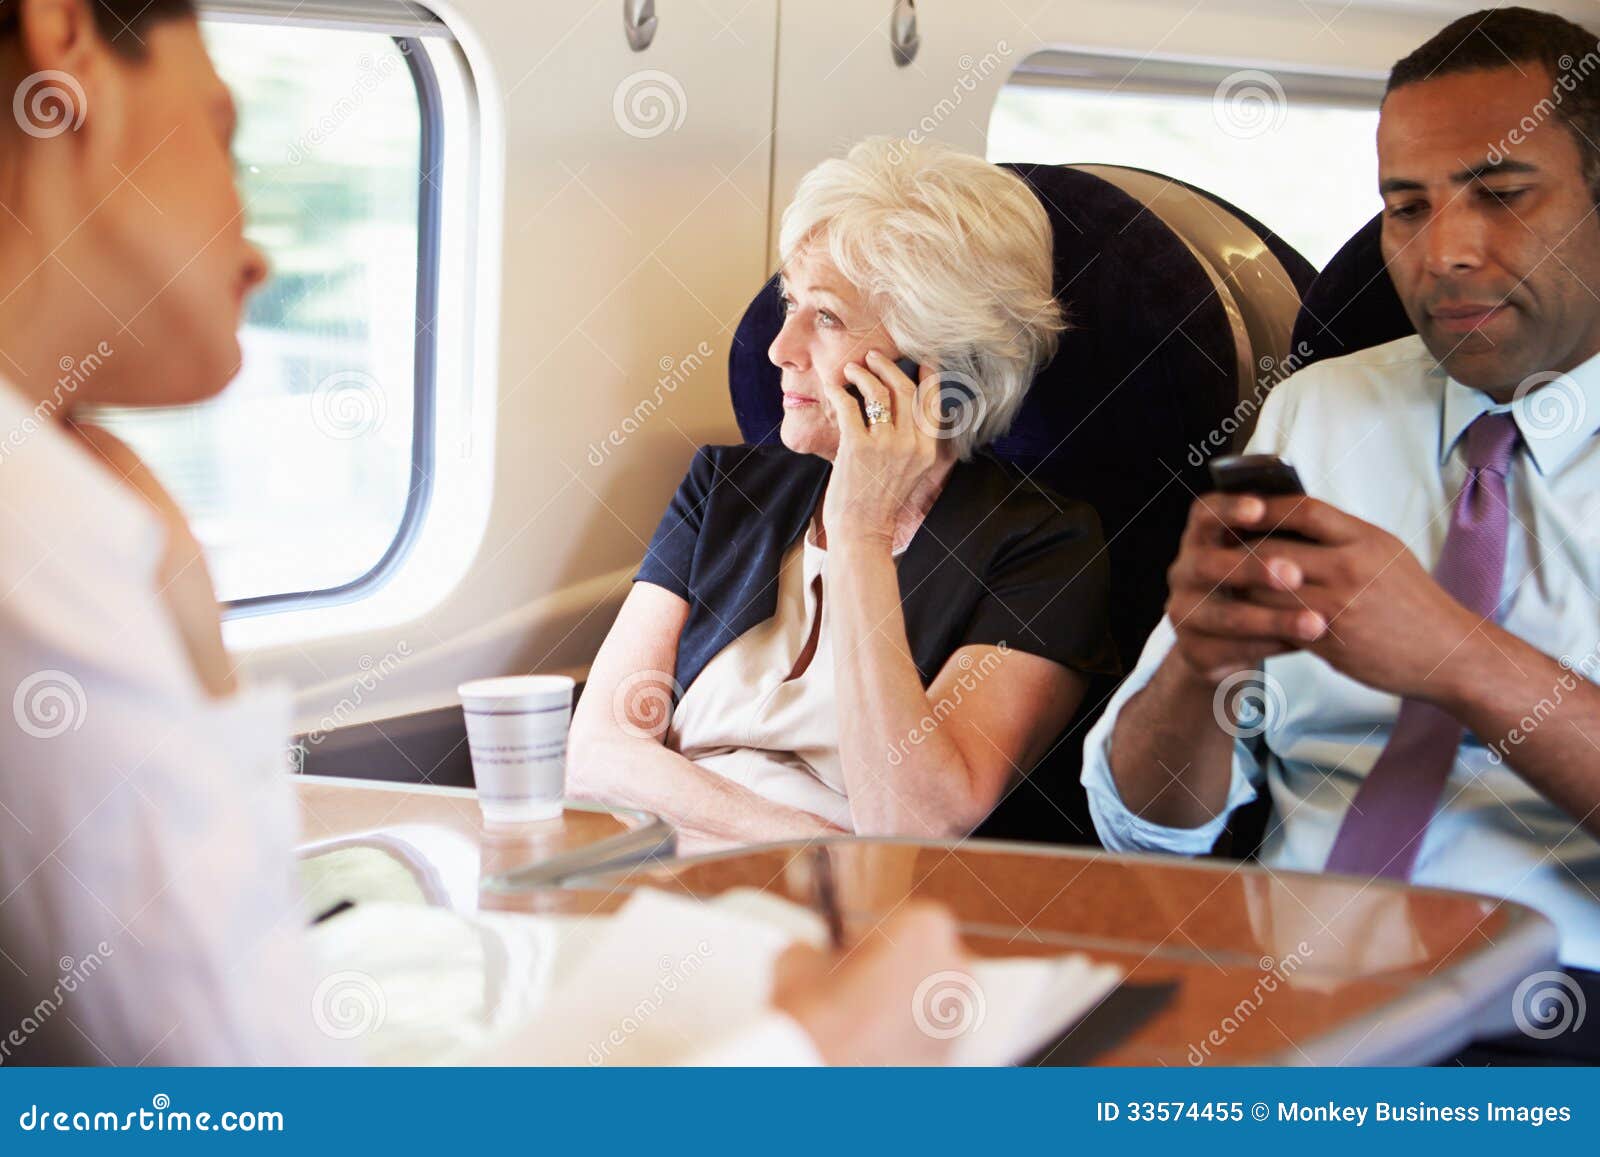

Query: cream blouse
<box><xmin>666</xmin><ymin>523</ymin><xmax>903</xmax><ymax>831</ymax></box>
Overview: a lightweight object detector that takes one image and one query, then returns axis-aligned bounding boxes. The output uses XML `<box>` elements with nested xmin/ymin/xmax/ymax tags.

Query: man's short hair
<box><xmin>1386</xmin><ymin>6</ymin><xmax>1600</xmax><ymax>201</ymax></box>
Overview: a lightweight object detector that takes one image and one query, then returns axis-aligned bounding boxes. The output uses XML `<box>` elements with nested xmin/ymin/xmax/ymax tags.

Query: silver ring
<box><xmin>863</xmin><ymin>400</ymin><xmax>890</xmax><ymax>426</ymax></box>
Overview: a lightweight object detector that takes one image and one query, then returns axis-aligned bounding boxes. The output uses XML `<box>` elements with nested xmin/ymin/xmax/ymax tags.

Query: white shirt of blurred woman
<box><xmin>0</xmin><ymin>381</ymin><xmax>830</xmax><ymax>1065</ymax></box>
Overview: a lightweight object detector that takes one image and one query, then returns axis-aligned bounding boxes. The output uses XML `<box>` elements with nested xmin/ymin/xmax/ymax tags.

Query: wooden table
<box><xmin>295</xmin><ymin>778</ymin><xmax>1557</xmax><ymax>1065</ymax></box>
<box><xmin>295</xmin><ymin>776</ymin><xmax>673</xmax><ymax>907</ymax></box>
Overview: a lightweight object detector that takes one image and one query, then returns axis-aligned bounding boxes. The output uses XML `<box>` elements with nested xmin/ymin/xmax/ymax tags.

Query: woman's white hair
<box><xmin>778</xmin><ymin>136</ymin><xmax>1065</xmax><ymax>459</ymax></box>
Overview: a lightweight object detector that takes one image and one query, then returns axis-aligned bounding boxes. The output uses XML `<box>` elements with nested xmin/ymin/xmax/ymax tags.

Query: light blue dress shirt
<box><xmin>1081</xmin><ymin>336</ymin><xmax>1600</xmax><ymax>969</ymax></box>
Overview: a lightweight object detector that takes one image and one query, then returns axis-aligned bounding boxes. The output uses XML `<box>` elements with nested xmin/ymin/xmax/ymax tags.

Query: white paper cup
<box><xmin>458</xmin><ymin>675</ymin><xmax>575</xmax><ymax>823</ymax></box>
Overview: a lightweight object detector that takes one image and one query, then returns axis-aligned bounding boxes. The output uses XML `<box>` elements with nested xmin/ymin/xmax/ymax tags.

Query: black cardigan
<box><xmin>635</xmin><ymin>444</ymin><xmax>1120</xmax><ymax>694</ymax></box>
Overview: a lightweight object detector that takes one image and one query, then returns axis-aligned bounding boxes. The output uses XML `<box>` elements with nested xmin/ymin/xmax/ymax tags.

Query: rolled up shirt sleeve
<box><xmin>1079</xmin><ymin>615</ymin><xmax>1264</xmax><ymax>855</ymax></box>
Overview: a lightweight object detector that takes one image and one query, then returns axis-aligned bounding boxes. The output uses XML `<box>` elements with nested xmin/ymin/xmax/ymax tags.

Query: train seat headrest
<box><xmin>1290</xmin><ymin>211</ymin><xmax>1415</xmax><ymax>369</ymax></box>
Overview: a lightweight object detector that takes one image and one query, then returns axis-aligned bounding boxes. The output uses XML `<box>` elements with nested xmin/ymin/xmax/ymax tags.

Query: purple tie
<box><xmin>1323</xmin><ymin>411</ymin><xmax>1520</xmax><ymax>880</ymax></box>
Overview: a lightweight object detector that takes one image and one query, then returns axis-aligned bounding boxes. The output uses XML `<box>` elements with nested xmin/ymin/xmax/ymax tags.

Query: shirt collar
<box><xmin>1439</xmin><ymin>347</ymin><xmax>1600</xmax><ymax>475</ymax></box>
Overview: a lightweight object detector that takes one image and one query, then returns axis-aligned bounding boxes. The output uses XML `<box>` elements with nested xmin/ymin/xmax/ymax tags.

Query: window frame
<box><xmin>1003</xmin><ymin>47</ymin><xmax>1386</xmax><ymax>109</ymax></box>
<box><xmin>213</xmin><ymin>27</ymin><xmax>445</xmax><ymax>618</ymax></box>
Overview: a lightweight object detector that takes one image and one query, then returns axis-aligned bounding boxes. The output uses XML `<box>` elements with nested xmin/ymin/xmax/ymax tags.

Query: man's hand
<box><xmin>771</xmin><ymin>901</ymin><xmax>968</xmax><ymax>1066</ymax></box>
<box><xmin>1165</xmin><ymin>493</ymin><xmax>1329</xmax><ymax>683</ymax></box>
<box><xmin>1159</xmin><ymin>492</ymin><xmax>1600</xmax><ymax>841</ymax></box>
<box><xmin>1234</xmin><ymin>495</ymin><xmax>1483</xmax><ymax>702</ymax></box>
<box><xmin>1173</xmin><ymin>493</ymin><xmax>1481</xmax><ymax>702</ymax></box>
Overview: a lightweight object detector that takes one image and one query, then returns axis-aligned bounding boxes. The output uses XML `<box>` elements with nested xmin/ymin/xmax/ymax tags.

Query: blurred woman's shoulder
<box><xmin>0</xmin><ymin>386</ymin><xmax>168</xmax><ymax>585</ymax></box>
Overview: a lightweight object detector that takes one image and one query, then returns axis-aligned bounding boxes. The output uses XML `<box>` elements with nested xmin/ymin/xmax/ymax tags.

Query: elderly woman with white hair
<box><xmin>569</xmin><ymin>138</ymin><xmax>1118</xmax><ymax>847</ymax></box>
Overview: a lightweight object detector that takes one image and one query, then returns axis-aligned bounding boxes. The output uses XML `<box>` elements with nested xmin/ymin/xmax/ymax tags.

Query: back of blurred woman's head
<box><xmin>0</xmin><ymin>0</ymin><xmax>190</xmax><ymax>52</ymax></box>
<box><xmin>778</xmin><ymin>137</ymin><xmax>1064</xmax><ymax>459</ymax></box>
<box><xmin>0</xmin><ymin>0</ymin><xmax>266</xmax><ymax>410</ymax></box>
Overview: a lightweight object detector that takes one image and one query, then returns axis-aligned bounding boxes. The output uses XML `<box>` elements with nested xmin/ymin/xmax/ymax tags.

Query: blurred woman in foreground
<box><xmin>0</xmin><ymin>0</ymin><xmax>962</xmax><ymax>1065</ymax></box>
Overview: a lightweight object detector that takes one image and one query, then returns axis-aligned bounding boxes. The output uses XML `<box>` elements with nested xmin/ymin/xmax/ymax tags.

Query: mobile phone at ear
<box><xmin>1208</xmin><ymin>454</ymin><xmax>1305</xmax><ymax>496</ymax></box>
<box><xmin>893</xmin><ymin>357</ymin><xmax>972</xmax><ymax>425</ymax></box>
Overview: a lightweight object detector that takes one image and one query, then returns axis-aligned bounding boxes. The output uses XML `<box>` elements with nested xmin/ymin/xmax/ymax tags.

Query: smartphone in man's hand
<box><xmin>1208</xmin><ymin>454</ymin><xmax>1309</xmax><ymax>543</ymax></box>
<box><xmin>1207</xmin><ymin>454</ymin><xmax>1306</xmax><ymax>497</ymax></box>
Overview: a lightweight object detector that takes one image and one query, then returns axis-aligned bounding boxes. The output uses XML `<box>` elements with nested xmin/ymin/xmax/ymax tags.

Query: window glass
<box><xmin>988</xmin><ymin>82</ymin><xmax>1381</xmax><ymax>268</ymax></box>
<box><xmin>95</xmin><ymin>21</ymin><xmax>426</xmax><ymax>605</ymax></box>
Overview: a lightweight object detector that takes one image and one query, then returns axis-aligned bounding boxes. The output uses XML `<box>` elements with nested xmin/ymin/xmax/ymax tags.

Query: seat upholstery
<box><xmin>726</xmin><ymin>162</ymin><xmax>1303</xmax><ymax>844</ymax></box>
<box><xmin>1290</xmin><ymin>211</ymin><xmax>1415</xmax><ymax>368</ymax></box>
<box><xmin>1126</xmin><ymin>167</ymin><xmax>1318</xmax><ymax>301</ymax></box>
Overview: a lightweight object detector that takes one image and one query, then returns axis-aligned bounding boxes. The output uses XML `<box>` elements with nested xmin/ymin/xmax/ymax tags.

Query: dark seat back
<box><xmin>1290</xmin><ymin>211</ymin><xmax>1414</xmax><ymax>368</ymax></box>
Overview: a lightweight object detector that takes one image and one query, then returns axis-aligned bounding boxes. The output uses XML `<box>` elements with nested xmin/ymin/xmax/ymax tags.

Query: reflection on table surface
<box><xmin>294</xmin><ymin>776</ymin><xmax>671</xmax><ymax>914</ymax></box>
<box><xmin>566</xmin><ymin>841</ymin><xmax>1556</xmax><ymax>1065</ymax></box>
<box><xmin>294</xmin><ymin>778</ymin><xmax>1557</xmax><ymax>1065</ymax></box>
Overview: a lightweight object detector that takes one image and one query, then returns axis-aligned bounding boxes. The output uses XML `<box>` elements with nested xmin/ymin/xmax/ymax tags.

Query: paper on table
<box><xmin>947</xmin><ymin>954</ymin><xmax>1124</xmax><ymax>1067</ymax></box>
<box><xmin>305</xmin><ymin>899</ymin><xmax>585</xmax><ymax>1065</ymax></box>
<box><xmin>475</xmin><ymin>888</ymin><xmax>797</xmax><ymax>1065</ymax></box>
<box><xmin>476</xmin><ymin>887</ymin><xmax>1123</xmax><ymax>1066</ymax></box>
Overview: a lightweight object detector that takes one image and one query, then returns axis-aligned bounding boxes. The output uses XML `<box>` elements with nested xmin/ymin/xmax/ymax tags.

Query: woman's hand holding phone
<box><xmin>821</xmin><ymin>350</ymin><xmax>947</xmax><ymax>551</ymax></box>
<box><xmin>843</xmin><ymin>356</ymin><xmax>921</xmax><ymax>423</ymax></box>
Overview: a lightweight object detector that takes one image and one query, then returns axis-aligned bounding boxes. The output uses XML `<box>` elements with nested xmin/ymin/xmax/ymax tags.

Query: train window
<box><xmin>92</xmin><ymin>17</ymin><xmax>440</xmax><ymax>611</ymax></box>
<box><xmin>988</xmin><ymin>51</ymin><xmax>1386</xmax><ymax>267</ymax></box>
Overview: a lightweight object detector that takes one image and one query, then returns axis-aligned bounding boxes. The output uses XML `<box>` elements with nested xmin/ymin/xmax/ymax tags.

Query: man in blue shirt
<box><xmin>1082</xmin><ymin>6</ymin><xmax>1600</xmax><ymax>1061</ymax></box>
